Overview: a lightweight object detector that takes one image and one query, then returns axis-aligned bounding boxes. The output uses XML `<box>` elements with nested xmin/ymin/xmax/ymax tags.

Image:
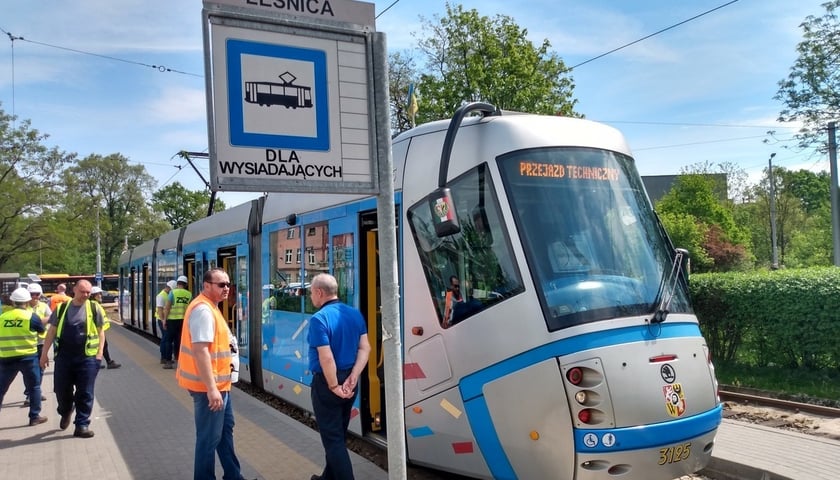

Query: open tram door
<box><xmin>358</xmin><ymin>210</ymin><xmax>387</xmax><ymax>440</ymax></box>
<box><xmin>182</xmin><ymin>254</ymin><xmax>196</xmax><ymax>295</ymax></box>
<box><xmin>217</xmin><ymin>246</ymin><xmax>239</xmax><ymax>337</ymax></box>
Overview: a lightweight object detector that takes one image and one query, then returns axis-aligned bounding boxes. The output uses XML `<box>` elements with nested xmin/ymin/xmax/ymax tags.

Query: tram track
<box><xmin>719</xmin><ymin>388</ymin><xmax>840</xmax><ymax>418</ymax></box>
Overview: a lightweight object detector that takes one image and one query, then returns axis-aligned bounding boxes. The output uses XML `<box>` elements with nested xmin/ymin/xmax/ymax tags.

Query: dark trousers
<box><xmin>0</xmin><ymin>355</ymin><xmax>42</xmax><ymax>420</ymax></box>
<box><xmin>103</xmin><ymin>340</ymin><xmax>113</xmax><ymax>363</ymax></box>
<box><xmin>165</xmin><ymin>320</ymin><xmax>183</xmax><ymax>361</ymax></box>
<box><xmin>158</xmin><ymin>319</ymin><xmax>167</xmax><ymax>360</ymax></box>
<box><xmin>53</xmin><ymin>354</ymin><xmax>100</xmax><ymax>428</ymax></box>
<box><xmin>24</xmin><ymin>344</ymin><xmax>45</xmax><ymax>397</ymax></box>
<box><xmin>311</xmin><ymin>370</ymin><xmax>356</xmax><ymax>480</ymax></box>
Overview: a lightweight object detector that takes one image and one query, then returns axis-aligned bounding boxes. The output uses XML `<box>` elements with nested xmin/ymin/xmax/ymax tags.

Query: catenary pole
<box><xmin>829</xmin><ymin>122</ymin><xmax>840</xmax><ymax>266</ymax></box>
<box><xmin>372</xmin><ymin>32</ymin><xmax>407</xmax><ymax>479</ymax></box>
<box><xmin>768</xmin><ymin>153</ymin><xmax>779</xmax><ymax>269</ymax></box>
<box><xmin>96</xmin><ymin>207</ymin><xmax>102</xmax><ymax>287</ymax></box>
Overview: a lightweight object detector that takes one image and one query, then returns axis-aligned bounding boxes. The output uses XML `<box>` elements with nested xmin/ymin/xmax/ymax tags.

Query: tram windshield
<box><xmin>498</xmin><ymin>147</ymin><xmax>691</xmax><ymax>331</ymax></box>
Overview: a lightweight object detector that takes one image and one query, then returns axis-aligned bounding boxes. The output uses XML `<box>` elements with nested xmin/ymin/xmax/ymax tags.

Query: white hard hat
<box><xmin>27</xmin><ymin>283</ymin><xmax>43</xmax><ymax>294</ymax></box>
<box><xmin>90</xmin><ymin>286</ymin><xmax>103</xmax><ymax>295</ymax></box>
<box><xmin>10</xmin><ymin>287</ymin><xmax>31</xmax><ymax>303</ymax></box>
<box><xmin>166</xmin><ymin>280</ymin><xmax>177</xmax><ymax>289</ymax></box>
<box><xmin>177</xmin><ymin>275</ymin><xmax>188</xmax><ymax>284</ymax></box>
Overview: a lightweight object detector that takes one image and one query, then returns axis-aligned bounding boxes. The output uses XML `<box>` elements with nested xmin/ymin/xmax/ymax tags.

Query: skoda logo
<box><xmin>660</xmin><ymin>364</ymin><xmax>676</xmax><ymax>383</ymax></box>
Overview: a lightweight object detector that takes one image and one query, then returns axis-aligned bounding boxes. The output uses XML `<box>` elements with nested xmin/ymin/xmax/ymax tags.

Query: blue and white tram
<box><xmin>119</xmin><ymin>103</ymin><xmax>721</xmax><ymax>480</ymax></box>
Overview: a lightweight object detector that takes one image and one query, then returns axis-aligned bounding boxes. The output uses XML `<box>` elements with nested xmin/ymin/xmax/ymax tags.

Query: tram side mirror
<box><xmin>429</xmin><ymin>187</ymin><xmax>461</xmax><ymax>237</ymax></box>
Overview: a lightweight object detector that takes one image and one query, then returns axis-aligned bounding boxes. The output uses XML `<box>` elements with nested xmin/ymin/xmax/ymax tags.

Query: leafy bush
<box><xmin>691</xmin><ymin>267</ymin><xmax>840</xmax><ymax>369</ymax></box>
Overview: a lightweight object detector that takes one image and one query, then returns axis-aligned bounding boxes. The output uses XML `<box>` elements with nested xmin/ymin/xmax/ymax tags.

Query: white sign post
<box><xmin>202</xmin><ymin>2</ymin><xmax>407</xmax><ymax>480</ymax></box>
<box><xmin>203</xmin><ymin>0</ymin><xmax>378</xmax><ymax>194</ymax></box>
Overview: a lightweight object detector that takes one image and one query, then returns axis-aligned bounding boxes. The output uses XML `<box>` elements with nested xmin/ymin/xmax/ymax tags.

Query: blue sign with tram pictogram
<box><xmin>225</xmin><ymin>39</ymin><xmax>329</xmax><ymax>151</ymax></box>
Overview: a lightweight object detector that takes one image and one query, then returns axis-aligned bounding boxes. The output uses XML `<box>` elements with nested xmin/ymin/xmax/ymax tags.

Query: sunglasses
<box><xmin>210</xmin><ymin>281</ymin><xmax>231</xmax><ymax>288</ymax></box>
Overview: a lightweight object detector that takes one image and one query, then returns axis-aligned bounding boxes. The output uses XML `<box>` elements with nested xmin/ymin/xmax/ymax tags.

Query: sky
<box><xmin>0</xmin><ymin>0</ymin><xmax>831</xmax><ymax>208</ymax></box>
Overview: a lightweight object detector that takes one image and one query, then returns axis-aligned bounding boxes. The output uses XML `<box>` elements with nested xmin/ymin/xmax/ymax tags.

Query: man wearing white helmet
<box><xmin>156</xmin><ymin>280</ymin><xmax>176</xmax><ymax>365</ymax></box>
<box><xmin>23</xmin><ymin>283</ymin><xmax>51</xmax><ymax>406</ymax></box>
<box><xmin>90</xmin><ymin>287</ymin><xmax>120</xmax><ymax>369</ymax></box>
<box><xmin>162</xmin><ymin>275</ymin><xmax>192</xmax><ymax>369</ymax></box>
<box><xmin>0</xmin><ymin>287</ymin><xmax>48</xmax><ymax>426</ymax></box>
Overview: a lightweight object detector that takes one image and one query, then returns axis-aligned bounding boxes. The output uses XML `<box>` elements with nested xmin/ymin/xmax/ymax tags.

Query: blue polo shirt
<box><xmin>307</xmin><ymin>300</ymin><xmax>367</xmax><ymax>373</ymax></box>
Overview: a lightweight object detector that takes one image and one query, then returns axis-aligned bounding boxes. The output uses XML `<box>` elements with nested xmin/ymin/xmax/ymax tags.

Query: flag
<box><xmin>407</xmin><ymin>83</ymin><xmax>419</xmax><ymax>128</ymax></box>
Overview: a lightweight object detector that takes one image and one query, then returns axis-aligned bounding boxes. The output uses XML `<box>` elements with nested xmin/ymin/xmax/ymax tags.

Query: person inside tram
<box><xmin>442</xmin><ymin>275</ymin><xmax>464</xmax><ymax>327</ymax></box>
<box><xmin>442</xmin><ymin>275</ymin><xmax>484</xmax><ymax>327</ymax></box>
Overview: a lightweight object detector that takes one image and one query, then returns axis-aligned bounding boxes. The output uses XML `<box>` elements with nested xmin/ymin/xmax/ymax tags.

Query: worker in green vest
<box><xmin>0</xmin><ymin>287</ymin><xmax>47</xmax><ymax>426</ymax></box>
<box><xmin>162</xmin><ymin>275</ymin><xmax>192</xmax><ymax>369</ymax></box>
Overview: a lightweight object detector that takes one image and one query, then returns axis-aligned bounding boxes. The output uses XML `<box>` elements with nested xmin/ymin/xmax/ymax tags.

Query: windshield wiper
<box><xmin>650</xmin><ymin>248</ymin><xmax>688</xmax><ymax>324</ymax></box>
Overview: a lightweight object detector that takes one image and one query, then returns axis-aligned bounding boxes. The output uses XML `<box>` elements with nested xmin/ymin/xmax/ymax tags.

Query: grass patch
<box><xmin>716</xmin><ymin>363</ymin><xmax>840</xmax><ymax>402</ymax></box>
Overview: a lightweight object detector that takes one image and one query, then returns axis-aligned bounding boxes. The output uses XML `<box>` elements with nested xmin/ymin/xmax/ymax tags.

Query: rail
<box><xmin>719</xmin><ymin>389</ymin><xmax>840</xmax><ymax>418</ymax></box>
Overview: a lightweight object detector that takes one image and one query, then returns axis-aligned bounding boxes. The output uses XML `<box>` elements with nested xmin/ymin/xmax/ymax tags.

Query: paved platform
<box><xmin>704</xmin><ymin>418</ymin><xmax>840</xmax><ymax>480</ymax></box>
<box><xmin>0</xmin><ymin>322</ymin><xmax>387</xmax><ymax>480</ymax></box>
<box><xmin>2</xmin><ymin>321</ymin><xmax>839</xmax><ymax>480</ymax></box>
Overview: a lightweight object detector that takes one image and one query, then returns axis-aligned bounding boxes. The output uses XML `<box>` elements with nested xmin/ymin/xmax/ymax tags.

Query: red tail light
<box><xmin>649</xmin><ymin>354</ymin><xmax>677</xmax><ymax>363</ymax></box>
<box><xmin>578</xmin><ymin>409</ymin><xmax>592</xmax><ymax>424</ymax></box>
<box><xmin>567</xmin><ymin>367</ymin><xmax>584</xmax><ymax>385</ymax></box>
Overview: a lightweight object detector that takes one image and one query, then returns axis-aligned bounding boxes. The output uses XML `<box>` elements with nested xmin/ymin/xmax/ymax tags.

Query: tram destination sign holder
<box><xmin>202</xmin><ymin>0</ymin><xmax>379</xmax><ymax>194</ymax></box>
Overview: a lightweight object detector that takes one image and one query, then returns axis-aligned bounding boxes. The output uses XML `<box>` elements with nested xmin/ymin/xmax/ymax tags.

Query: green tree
<box><xmin>737</xmin><ymin>166</ymin><xmax>821</xmax><ymax>268</ymax></box>
<box><xmin>656</xmin><ymin>174</ymin><xmax>751</xmax><ymax>272</ymax></box>
<box><xmin>414</xmin><ymin>3</ymin><xmax>578</xmax><ymax>124</ymax></box>
<box><xmin>781</xmin><ymin>169</ymin><xmax>830</xmax><ymax>214</ymax></box>
<box><xmin>0</xmin><ymin>107</ymin><xmax>75</xmax><ymax>271</ymax></box>
<box><xmin>62</xmin><ymin>153</ymin><xmax>161</xmax><ymax>273</ymax></box>
<box><xmin>151</xmin><ymin>182</ymin><xmax>226</xmax><ymax>229</ymax></box>
<box><xmin>779</xmin><ymin>169</ymin><xmax>832</xmax><ymax>266</ymax></box>
<box><xmin>774</xmin><ymin>168</ymin><xmax>830</xmax><ymax>267</ymax></box>
<box><xmin>657</xmin><ymin>211</ymin><xmax>714</xmax><ymax>272</ymax></box>
<box><xmin>775</xmin><ymin>0</ymin><xmax>840</xmax><ymax>150</ymax></box>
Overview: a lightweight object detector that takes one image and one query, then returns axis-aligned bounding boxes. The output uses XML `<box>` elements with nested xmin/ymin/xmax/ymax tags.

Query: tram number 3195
<box><xmin>658</xmin><ymin>442</ymin><xmax>691</xmax><ymax>465</ymax></box>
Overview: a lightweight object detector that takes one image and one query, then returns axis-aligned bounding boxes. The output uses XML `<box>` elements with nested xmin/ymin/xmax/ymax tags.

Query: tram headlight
<box><xmin>575</xmin><ymin>391</ymin><xmax>587</xmax><ymax>405</ymax></box>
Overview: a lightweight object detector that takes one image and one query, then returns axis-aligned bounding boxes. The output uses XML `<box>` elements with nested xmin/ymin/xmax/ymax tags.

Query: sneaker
<box><xmin>23</xmin><ymin>397</ymin><xmax>30</xmax><ymax>407</ymax></box>
<box><xmin>107</xmin><ymin>361</ymin><xmax>122</xmax><ymax>369</ymax></box>
<box><xmin>160</xmin><ymin>359</ymin><xmax>167</xmax><ymax>364</ymax></box>
<box><xmin>29</xmin><ymin>416</ymin><xmax>48</xmax><ymax>426</ymax></box>
<box><xmin>162</xmin><ymin>361</ymin><xmax>175</xmax><ymax>370</ymax></box>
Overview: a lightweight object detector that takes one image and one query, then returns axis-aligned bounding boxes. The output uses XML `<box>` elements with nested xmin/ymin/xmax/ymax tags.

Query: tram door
<box><xmin>359</xmin><ymin>211</ymin><xmax>385</xmax><ymax>436</ymax></box>
<box><xmin>218</xmin><ymin>247</ymin><xmax>238</xmax><ymax>336</ymax></box>
<box><xmin>234</xmin><ymin>244</ymin><xmax>249</xmax><ymax>353</ymax></box>
<box><xmin>140</xmin><ymin>264</ymin><xmax>151</xmax><ymax>331</ymax></box>
<box><xmin>183</xmin><ymin>254</ymin><xmax>196</xmax><ymax>296</ymax></box>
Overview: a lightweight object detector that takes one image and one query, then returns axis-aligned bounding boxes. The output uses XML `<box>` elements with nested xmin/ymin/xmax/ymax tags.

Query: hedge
<box><xmin>690</xmin><ymin>267</ymin><xmax>840</xmax><ymax>369</ymax></box>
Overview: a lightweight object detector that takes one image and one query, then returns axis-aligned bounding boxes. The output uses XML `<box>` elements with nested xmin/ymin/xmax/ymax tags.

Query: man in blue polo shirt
<box><xmin>307</xmin><ymin>273</ymin><xmax>371</xmax><ymax>480</ymax></box>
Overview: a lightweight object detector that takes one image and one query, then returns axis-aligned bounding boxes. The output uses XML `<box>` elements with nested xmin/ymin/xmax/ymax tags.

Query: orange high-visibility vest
<box><xmin>176</xmin><ymin>293</ymin><xmax>232</xmax><ymax>392</ymax></box>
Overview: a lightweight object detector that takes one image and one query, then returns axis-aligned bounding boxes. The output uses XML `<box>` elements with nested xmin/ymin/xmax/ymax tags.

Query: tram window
<box><xmin>408</xmin><ymin>164</ymin><xmax>524</xmax><ymax>328</ymax></box>
<box><xmin>269</xmin><ymin>227</ymin><xmax>306</xmax><ymax>313</ymax></box>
